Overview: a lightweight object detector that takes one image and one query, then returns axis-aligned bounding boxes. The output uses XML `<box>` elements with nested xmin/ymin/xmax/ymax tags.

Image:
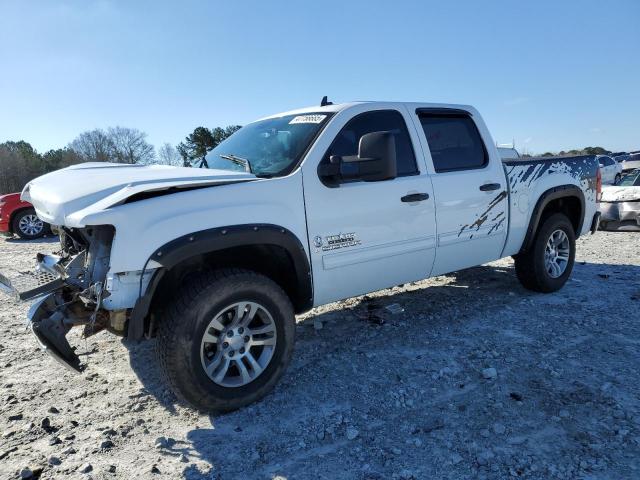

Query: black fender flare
<box><xmin>128</xmin><ymin>224</ymin><xmax>312</xmax><ymax>340</ymax></box>
<box><xmin>519</xmin><ymin>184</ymin><xmax>585</xmax><ymax>253</ymax></box>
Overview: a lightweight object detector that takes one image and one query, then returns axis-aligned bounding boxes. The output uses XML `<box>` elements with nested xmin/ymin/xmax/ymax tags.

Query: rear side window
<box><xmin>418</xmin><ymin>113</ymin><xmax>488</xmax><ymax>172</ymax></box>
<box><xmin>323</xmin><ymin>110</ymin><xmax>418</xmax><ymax>177</ymax></box>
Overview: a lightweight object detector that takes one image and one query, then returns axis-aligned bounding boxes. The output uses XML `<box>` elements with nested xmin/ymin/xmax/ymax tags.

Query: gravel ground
<box><xmin>0</xmin><ymin>231</ymin><xmax>639</xmax><ymax>480</ymax></box>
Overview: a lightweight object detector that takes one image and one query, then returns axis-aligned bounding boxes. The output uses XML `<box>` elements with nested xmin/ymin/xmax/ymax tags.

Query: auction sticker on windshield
<box><xmin>289</xmin><ymin>115</ymin><xmax>327</xmax><ymax>124</ymax></box>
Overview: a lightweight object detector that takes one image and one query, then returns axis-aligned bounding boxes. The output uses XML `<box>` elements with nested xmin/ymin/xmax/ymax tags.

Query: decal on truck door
<box><xmin>314</xmin><ymin>232</ymin><xmax>361</xmax><ymax>252</ymax></box>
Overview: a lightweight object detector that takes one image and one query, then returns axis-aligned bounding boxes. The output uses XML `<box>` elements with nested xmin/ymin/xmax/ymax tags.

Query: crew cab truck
<box><xmin>0</xmin><ymin>101</ymin><xmax>600</xmax><ymax>412</ymax></box>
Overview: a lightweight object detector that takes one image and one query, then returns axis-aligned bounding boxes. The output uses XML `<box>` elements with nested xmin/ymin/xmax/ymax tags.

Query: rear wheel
<box><xmin>156</xmin><ymin>269</ymin><xmax>295</xmax><ymax>412</ymax></box>
<box><xmin>12</xmin><ymin>208</ymin><xmax>46</xmax><ymax>239</ymax></box>
<box><xmin>514</xmin><ymin>213</ymin><xmax>576</xmax><ymax>293</ymax></box>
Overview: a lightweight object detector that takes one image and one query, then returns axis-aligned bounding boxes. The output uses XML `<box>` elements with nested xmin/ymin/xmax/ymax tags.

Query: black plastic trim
<box><xmin>503</xmin><ymin>154</ymin><xmax>595</xmax><ymax>166</ymax></box>
<box><xmin>590</xmin><ymin>211</ymin><xmax>601</xmax><ymax>234</ymax></box>
<box><xmin>415</xmin><ymin>107</ymin><xmax>471</xmax><ymax>116</ymax></box>
<box><xmin>128</xmin><ymin>224</ymin><xmax>313</xmax><ymax>340</ymax></box>
<box><xmin>520</xmin><ymin>185</ymin><xmax>585</xmax><ymax>253</ymax></box>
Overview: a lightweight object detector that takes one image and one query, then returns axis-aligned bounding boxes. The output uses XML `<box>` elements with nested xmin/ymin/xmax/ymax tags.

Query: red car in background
<box><xmin>0</xmin><ymin>193</ymin><xmax>50</xmax><ymax>239</ymax></box>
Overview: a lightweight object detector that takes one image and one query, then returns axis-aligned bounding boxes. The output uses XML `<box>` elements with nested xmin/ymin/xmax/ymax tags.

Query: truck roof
<box><xmin>259</xmin><ymin>101</ymin><xmax>476</xmax><ymax>121</ymax></box>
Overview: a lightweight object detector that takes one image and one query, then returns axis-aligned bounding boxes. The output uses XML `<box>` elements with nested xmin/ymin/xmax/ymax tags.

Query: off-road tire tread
<box><xmin>514</xmin><ymin>213</ymin><xmax>575</xmax><ymax>293</ymax></box>
<box><xmin>156</xmin><ymin>268</ymin><xmax>295</xmax><ymax>412</ymax></box>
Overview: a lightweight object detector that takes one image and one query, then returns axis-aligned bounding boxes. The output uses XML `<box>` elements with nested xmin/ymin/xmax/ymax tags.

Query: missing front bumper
<box><xmin>27</xmin><ymin>294</ymin><xmax>85</xmax><ymax>372</ymax></box>
<box><xmin>0</xmin><ymin>269</ymin><xmax>65</xmax><ymax>301</ymax></box>
<box><xmin>0</xmin><ymin>249</ymin><xmax>107</xmax><ymax>373</ymax></box>
<box><xmin>0</xmin><ymin>254</ymin><xmax>66</xmax><ymax>301</ymax></box>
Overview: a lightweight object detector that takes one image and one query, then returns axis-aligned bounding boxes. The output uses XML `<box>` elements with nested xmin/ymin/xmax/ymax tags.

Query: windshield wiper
<box><xmin>219</xmin><ymin>154</ymin><xmax>252</xmax><ymax>173</ymax></box>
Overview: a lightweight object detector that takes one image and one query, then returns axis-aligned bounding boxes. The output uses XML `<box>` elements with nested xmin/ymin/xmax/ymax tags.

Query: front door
<box><xmin>302</xmin><ymin>106</ymin><xmax>437</xmax><ymax>306</ymax></box>
<box><xmin>414</xmin><ymin>109</ymin><xmax>508</xmax><ymax>276</ymax></box>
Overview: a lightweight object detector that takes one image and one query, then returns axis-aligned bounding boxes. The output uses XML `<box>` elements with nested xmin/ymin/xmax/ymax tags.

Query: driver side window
<box><xmin>322</xmin><ymin>110</ymin><xmax>419</xmax><ymax>179</ymax></box>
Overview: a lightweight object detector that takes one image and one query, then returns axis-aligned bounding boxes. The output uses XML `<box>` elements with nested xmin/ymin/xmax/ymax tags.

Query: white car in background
<box><xmin>599</xmin><ymin>169</ymin><xmax>640</xmax><ymax>231</ymax></box>
<box><xmin>622</xmin><ymin>152</ymin><xmax>640</xmax><ymax>173</ymax></box>
<box><xmin>497</xmin><ymin>146</ymin><xmax>520</xmax><ymax>160</ymax></box>
<box><xmin>597</xmin><ymin>155</ymin><xmax>623</xmax><ymax>185</ymax></box>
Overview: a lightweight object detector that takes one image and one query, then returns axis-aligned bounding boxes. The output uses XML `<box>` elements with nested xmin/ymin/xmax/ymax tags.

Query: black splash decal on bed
<box><xmin>504</xmin><ymin>155</ymin><xmax>598</xmax><ymax>205</ymax></box>
<box><xmin>458</xmin><ymin>190</ymin><xmax>507</xmax><ymax>237</ymax></box>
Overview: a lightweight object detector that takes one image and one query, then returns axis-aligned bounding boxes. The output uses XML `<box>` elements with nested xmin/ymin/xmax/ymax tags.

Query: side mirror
<box><xmin>321</xmin><ymin>131</ymin><xmax>397</xmax><ymax>184</ymax></box>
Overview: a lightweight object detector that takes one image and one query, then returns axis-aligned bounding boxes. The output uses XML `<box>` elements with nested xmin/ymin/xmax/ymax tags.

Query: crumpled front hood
<box><xmin>601</xmin><ymin>185</ymin><xmax>640</xmax><ymax>202</ymax></box>
<box><xmin>22</xmin><ymin>162</ymin><xmax>256</xmax><ymax>226</ymax></box>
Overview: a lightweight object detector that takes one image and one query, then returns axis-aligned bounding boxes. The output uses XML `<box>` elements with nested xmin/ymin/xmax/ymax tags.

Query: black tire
<box><xmin>514</xmin><ymin>213</ymin><xmax>576</xmax><ymax>293</ymax></box>
<box><xmin>12</xmin><ymin>208</ymin><xmax>47</xmax><ymax>240</ymax></box>
<box><xmin>614</xmin><ymin>173</ymin><xmax>621</xmax><ymax>185</ymax></box>
<box><xmin>156</xmin><ymin>268</ymin><xmax>295</xmax><ymax>412</ymax></box>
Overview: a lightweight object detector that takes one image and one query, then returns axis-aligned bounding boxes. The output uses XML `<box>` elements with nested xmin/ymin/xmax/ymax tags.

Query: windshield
<box><xmin>204</xmin><ymin>113</ymin><xmax>331</xmax><ymax>177</ymax></box>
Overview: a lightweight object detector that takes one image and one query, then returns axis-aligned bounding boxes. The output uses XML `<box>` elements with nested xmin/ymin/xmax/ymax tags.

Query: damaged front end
<box><xmin>0</xmin><ymin>225</ymin><xmax>115</xmax><ymax>372</ymax></box>
<box><xmin>599</xmin><ymin>200</ymin><xmax>640</xmax><ymax>231</ymax></box>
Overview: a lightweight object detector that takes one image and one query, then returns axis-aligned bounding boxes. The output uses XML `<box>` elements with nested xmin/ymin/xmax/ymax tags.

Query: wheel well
<box><xmin>539</xmin><ymin>196</ymin><xmax>582</xmax><ymax>233</ymax></box>
<box><xmin>145</xmin><ymin>244</ymin><xmax>309</xmax><ymax>335</ymax></box>
<box><xmin>520</xmin><ymin>186</ymin><xmax>585</xmax><ymax>254</ymax></box>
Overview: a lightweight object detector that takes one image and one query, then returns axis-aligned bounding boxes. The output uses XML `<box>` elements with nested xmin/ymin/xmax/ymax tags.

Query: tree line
<box><xmin>0</xmin><ymin>125</ymin><xmax>240</xmax><ymax>194</ymax></box>
<box><xmin>0</xmin><ymin>124</ymin><xmax>615</xmax><ymax>195</ymax></box>
<box><xmin>525</xmin><ymin>146</ymin><xmax>611</xmax><ymax>158</ymax></box>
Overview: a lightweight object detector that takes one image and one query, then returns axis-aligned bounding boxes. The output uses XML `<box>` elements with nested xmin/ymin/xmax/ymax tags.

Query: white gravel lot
<box><xmin>0</xmin><ymin>231</ymin><xmax>639</xmax><ymax>480</ymax></box>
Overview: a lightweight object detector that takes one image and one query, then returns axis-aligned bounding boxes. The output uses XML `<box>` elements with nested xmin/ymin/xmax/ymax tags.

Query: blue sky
<box><xmin>1</xmin><ymin>0</ymin><xmax>638</xmax><ymax>155</ymax></box>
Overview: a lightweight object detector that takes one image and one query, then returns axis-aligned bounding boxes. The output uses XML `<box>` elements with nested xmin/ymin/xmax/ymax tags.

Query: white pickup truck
<box><xmin>0</xmin><ymin>100</ymin><xmax>601</xmax><ymax>412</ymax></box>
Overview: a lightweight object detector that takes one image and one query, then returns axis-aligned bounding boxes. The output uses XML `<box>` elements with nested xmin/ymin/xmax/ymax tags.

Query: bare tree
<box><xmin>69</xmin><ymin>129</ymin><xmax>114</xmax><ymax>162</ymax></box>
<box><xmin>108</xmin><ymin>127</ymin><xmax>155</xmax><ymax>164</ymax></box>
<box><xmin>157</xmin><ymin>143</ymin><xmax>182</xmax><ymax>166</ymax></box>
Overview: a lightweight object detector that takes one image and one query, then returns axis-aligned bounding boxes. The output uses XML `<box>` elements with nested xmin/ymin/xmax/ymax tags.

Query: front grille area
<box><xmin>0</xmin><ymin>269</ymin><xmax>65</xmax><ymax>301</ymax></box>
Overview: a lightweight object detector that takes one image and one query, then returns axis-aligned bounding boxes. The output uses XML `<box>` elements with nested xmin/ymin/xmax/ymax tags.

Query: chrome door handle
<box><xmin>479</xmin><ymin>183</ymin><xmax>501</xmax><ymax>191</ymax></box>
<box><xmin>401</xmin><ymin>193</ymin><xmax>429</xmax><ymax>202</ymax></box>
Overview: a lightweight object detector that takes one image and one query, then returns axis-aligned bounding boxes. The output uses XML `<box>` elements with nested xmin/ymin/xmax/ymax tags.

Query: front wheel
<box><xmin>156</xmin><ymin>269</ymin><xmax>295</xmax><ymax>412</ymax></box>
<box><xmin>514</xmin><ymin>213</ymin><xmax>576</xmax><ymax>293</ymax></box>
<box><xmin>12</xmin><ymin>208</ymin><xmax>47</xmax><ymax>239</ymax></box>
<box><xmin>614</xmin><ymin>173</ymin><xmax>621</xmax><ymax>185</ymax></box>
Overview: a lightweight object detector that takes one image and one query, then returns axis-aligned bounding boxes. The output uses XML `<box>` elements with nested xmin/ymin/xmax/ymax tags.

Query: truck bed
<box><xmin>501</xmin><ymin>154</ymin><xmax>599</xmax><ymax>257</ymax></box>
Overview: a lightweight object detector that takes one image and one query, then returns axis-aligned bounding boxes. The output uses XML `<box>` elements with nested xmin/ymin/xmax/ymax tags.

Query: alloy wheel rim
<box><xmin>18</xmin><ymin>214</ymin><xmax>44</xmax><ymax>236</ymax></box>
<box><xmin>544</xmin><ymin>229</ymin><xmax>570</xmax><ymax>278</ymax></box>
<box><xmin>200</xmin><ymin>301</ymin><xmax>277</xmax><ymax>388</ymax></box>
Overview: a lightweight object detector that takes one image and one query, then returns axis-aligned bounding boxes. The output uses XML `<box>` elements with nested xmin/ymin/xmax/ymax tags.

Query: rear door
<box><xmin>412</xmin><ymin>108</ymin><xmax>508</xmax><ymax>276</ymax></box>
<box><xmin>302</xmin><ymin>105</ymin><xmax>437</xmax><ymax>306</ymax></box>
<box><xmin>599</xmin><ymin>156</ymin><xmax>616</xmax><ymax>183</ymax></box>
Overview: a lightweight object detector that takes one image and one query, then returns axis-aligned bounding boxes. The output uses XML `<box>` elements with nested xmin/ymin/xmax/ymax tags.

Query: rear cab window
<box><xmin>417</xmin><ymin>111</ymin><xmax>488</xmax><ymax>173</ymax></box>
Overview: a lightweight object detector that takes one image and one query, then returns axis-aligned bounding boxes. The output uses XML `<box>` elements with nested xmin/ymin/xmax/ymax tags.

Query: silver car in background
<box><xmin>599</xmin><ymin>169</ymin><xmax>640</xmax><ymax>231</ymax></box>
<box><xmin>622</xmin><ymin>153</ymin><xmax>640</xmax><ymax>173</ymax></box>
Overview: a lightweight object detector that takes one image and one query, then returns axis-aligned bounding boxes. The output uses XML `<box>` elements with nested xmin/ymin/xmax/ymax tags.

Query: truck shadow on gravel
<box><xmin>125</xmin><ymin>261</ymin><xmax>640</xmax><ymax>479</ymax></box>
<box><xmin>4</xmin><ymin>236</ymin><xmax>58</xmax><ymax>244</ymax></box>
